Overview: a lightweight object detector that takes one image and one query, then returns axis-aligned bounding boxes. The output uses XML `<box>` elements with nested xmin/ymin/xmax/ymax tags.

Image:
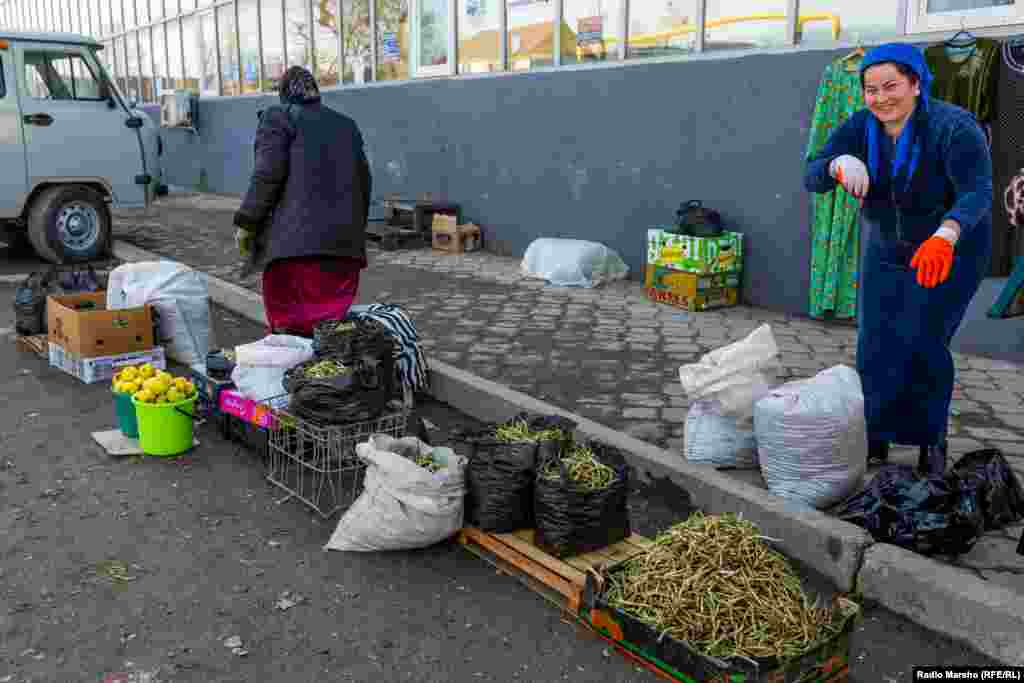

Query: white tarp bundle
<box><xmin>520</xmin><ymin>238</ymin><xmax>629</xmax><ymax>288</ymax></box>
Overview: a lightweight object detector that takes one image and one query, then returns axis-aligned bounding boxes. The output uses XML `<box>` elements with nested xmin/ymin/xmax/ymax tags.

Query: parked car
<box><xmin>0</xmin><ymin>31</ymin><xmax>161</xmax><ymax>263</ymax></box>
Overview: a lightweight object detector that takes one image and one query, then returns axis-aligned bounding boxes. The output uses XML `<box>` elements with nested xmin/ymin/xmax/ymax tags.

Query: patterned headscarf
<box><xmin>279</xmin><ymin>66</ymin><xmax>321</xmax><ymax>105</ymax></box>
<box><xmin>860</xmin><ymin>44</ymin><xmax>933</xmax><ymax>196</ymax></box>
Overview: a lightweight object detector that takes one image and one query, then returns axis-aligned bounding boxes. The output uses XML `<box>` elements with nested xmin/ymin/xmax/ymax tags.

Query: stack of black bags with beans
<box><xmin>455</xmin><ymin>413</ymin><xmax>633</xmax><ymax>558</ymax></box>
<box><xmin>282</xmin><ymin>318</ymin><xmax>400</xmax><ymax>425</ymax></box>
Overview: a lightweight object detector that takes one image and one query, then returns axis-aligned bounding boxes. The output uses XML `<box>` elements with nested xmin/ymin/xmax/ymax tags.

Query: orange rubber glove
<box><xmin>910</xmin><ymin>236</ymin><xmax>954</xmax><ymax>288</ymax></box>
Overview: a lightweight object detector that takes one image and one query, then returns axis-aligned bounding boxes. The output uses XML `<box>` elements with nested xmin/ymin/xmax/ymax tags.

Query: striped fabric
<box><xmin>347</xmin><ymin>304</ymin><xmax>430</xmax><ymax>394</ymax></box>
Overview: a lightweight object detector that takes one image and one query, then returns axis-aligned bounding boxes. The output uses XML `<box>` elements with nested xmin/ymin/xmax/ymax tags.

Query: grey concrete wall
<box><xmin>158</xmin><ymin>48</ymin><xmax>845</xmax><ymax>314</ymax></box>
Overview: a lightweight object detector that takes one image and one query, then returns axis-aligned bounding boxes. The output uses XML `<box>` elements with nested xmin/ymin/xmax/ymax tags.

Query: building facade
<box><xmin>1</xmin><ymin>1</ymin><xmax>1021</xmax><ymax>103</ymax></box>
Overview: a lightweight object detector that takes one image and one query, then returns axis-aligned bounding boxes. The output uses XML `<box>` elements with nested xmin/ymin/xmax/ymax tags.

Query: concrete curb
<box><xmin>111</xmin><ymin>240</ymin><xmax>1021</xmax><ymax>665</ymax></box>
<box><xmin>858</xmin><ymin>543</ymin><xmax>1024</xmax><ymax>666</ymax></box>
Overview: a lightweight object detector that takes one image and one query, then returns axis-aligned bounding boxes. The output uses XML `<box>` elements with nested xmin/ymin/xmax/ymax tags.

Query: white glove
<box><xmin>829</xmin><ymin>155</ymin><xmax>870</xmax><ymax>198</ymax></box>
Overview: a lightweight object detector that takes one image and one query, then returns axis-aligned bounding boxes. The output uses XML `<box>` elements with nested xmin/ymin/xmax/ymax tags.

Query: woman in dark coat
<box><xmin>234</xmin><ymin>66</ymin><xmax>373</xmax><ymax>337</ymax></box>
<box><xmin>805</xmin><ymin>43</ymin><xmax>993</xmax><ymax>475</ymax></box>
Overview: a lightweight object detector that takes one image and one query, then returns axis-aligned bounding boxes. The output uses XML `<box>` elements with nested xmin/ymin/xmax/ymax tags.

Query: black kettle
<box><xmin>674</xmin><ymin>200</ymin><xmax>724</xmax><ymax>238</ymax></box>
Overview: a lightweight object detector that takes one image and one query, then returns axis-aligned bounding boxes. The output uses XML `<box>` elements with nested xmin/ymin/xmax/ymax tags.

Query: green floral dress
<box><xmin>806</xmin><ymin>58</ymin><xmax>865</xmax><ymax>320</ymax></box>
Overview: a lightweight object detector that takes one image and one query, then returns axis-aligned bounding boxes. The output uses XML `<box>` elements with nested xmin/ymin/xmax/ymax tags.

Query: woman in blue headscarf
<box><xmin>805</xmin><ymin>43</ymin><xmax>993</xmax><ymax>475</ymax></box>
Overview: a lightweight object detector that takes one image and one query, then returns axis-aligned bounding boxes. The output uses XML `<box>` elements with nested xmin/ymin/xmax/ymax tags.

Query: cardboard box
<box><xmin>218</xmin><ymin>389</ymin><xmax>279</xmax><ymax>429</ymax></box>
<box><xmin>48</xmin><ymin>343</ymin><xmax>166</xmax><ymax>384</ymax></box>
<box><xmin>432</xmin><ymin>216</ymin><xmax>482</xmax><ymax>254</ymax></box>
<box><xmin>646</xmin><ymin>228</ymin><xmax>743</xmax><ymax>274</ymax></box>
<box><xmin>644</xmin><ymin>266</ymin><xmax>740</xmax><ymax>312</ymax></box>
<box><xmin>47</xmin><ymin>291</ymin><xmax>154</xmax><ymax>359</ymax></box>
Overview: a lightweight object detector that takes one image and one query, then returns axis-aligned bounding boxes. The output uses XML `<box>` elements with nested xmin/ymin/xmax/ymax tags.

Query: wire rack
<box><xmin>263</xmin><ymin>397</ymin><xmax>408</xmax><ymax>518</ymax></box>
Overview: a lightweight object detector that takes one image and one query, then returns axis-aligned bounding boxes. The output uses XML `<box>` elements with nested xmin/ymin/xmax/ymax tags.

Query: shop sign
<box><xmin>382</xmin><ymin>31</ymin><xmax>401</xmax><ymax>63</ymax></box>
<box><xmin>577</xmin><ymin>16</ymin><xmax>603</xmax><ymax>46</ymax></box>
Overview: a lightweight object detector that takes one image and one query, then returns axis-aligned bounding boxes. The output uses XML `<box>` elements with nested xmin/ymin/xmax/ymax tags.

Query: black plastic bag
<box><xmin>833</xmin><ymin>465</ymin><xmax>984</xmax><ymax>557</ymax></box>
<box><xmin>535</xmin><ymin>441</ymin><xmax>632</xmax><ymax>558</ymax></box>
<box><xmin>14</xmin><ymin>271</ymin><xmax>52</xmax><ymax>336</ymax></box>
<box><xmin>458</xmin><ymin>413</ymin><xmax>576</xmax><ymax>534</ymax></box>
<box><xmin>951</xmin><ymin>449</ymin><xmax>1024</xmax><ymax>530</ymax></box>
<box><xmin>14</xmin><ymin>266</ymin><xmax>103</xmax><ymax>336</ymax></box>
<box><xmin>461</xmin><ymin>428</ymin><xmax>537</xmax><ymax>533</ymax></box>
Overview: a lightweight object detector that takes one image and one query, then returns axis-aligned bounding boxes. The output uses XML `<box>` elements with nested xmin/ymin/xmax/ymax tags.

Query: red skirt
<box><xmin>261</xmin><ymin>256</ymin><xmax>363</xmax><ymax>337</ymax></box>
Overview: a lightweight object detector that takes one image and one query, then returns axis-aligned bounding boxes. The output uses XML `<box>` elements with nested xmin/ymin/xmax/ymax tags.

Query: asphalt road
<box><xmin>0</xmin><ymin>270</ymin><xmax>1006</xmax><ymax>682</ymax></box>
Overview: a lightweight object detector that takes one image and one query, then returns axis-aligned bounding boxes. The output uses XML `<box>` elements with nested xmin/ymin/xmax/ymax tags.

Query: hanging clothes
<box><xmin>990</xmin><ymin>40</ymin><xmax>1024</xmax><ymax>277</ymax></box>
<box><xmin>925</xmin><ymin>38</ymin><xmax>1001</xmax><ymax>126</ymax></box>
<box><xmin>805</xmin><ymin>56</ymin><xmax>865</xmax><ymax>320</ymax></box>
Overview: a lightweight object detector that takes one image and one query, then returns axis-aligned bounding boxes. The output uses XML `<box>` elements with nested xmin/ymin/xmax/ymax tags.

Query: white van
<box><xmin>0</xmin><ymin>31</ymin><xmax>161</xmax><ymax>263</ymax></box>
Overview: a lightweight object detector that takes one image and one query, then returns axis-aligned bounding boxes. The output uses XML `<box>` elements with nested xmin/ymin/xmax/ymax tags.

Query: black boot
<box><xmin>918</xmin><ymin>439</ymin><xmax>949</xmax><ymax>476</ymax></box>
<box><xmin>868</xmin><ymin>440</ymin><xmax>889</xmax><ymax>466</ymax></box>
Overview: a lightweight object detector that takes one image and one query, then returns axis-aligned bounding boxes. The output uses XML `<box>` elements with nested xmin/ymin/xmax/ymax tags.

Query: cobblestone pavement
<box><xmin>114</xmin><ymin>194</ymin><xmax>1024</xmax><ymax>595</ymax></box>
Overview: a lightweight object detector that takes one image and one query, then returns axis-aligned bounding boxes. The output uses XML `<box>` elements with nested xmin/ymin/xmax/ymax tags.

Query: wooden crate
<box><xmin>16</xmin><ymin>334</ymin><xmax>48</xmax><ymax>358</ymax></box>
<box><xmin>456</xmin><ymin>527</ymin><xmax>651</xmax><ymax>614</ymax></box>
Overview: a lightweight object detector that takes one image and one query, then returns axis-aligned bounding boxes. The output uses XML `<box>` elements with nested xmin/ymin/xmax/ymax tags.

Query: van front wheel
<box><xmin>27</xmin><ymin>185</ymin><xmax>112</xmax><ymax>264</ymax></box>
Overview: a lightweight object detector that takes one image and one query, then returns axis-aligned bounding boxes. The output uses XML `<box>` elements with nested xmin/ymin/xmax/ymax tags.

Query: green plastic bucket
<box><xmin>113</xmin><ymin>390</ymin><xmax>139</xmax><ymax>438</ymax></box>
<box><xmin>132</xmin><ymin>395</ymin><xmax>197</xmax><ymax>457</ymax></box>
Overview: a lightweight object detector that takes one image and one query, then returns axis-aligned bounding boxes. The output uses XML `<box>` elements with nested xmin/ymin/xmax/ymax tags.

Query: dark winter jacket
<box><xmin>234</xmin><ymin>102</ymin><xmax>372</xmax><ymax>268</ymax></box>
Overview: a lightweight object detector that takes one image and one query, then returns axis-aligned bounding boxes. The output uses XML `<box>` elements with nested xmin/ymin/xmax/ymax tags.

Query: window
<box><xmin>181</xmin><ymin>0</ymin><xmax>196</xmax><ymax>12</ymax></box>
<box><xmin>262</xmin><ymin>0</ymin><xmax>285</xmax><ymax>91</ymax></box>
<box><xmin>139</xmin><ymin>27</ymin><xmax>154</xmax><ymax>101</ymax></box>
<box><xmin>153</xmin><ymin>22</ymin><xmax>168</xmax><ymax>95</ymax></box>
<box><xmin>199</xmin><ymin>9</ymin><xmax>218</xmax><ymax>95</ymax></box>
<box><xmin>113</xmin><ymin>36</ymin><xmax>127</xmax><ymax>94</ymax></box>
<box><xmin>150</xmin><ymin>0</ymin><xmax>164</xmax><ymax>22</ymax></box>
<box><xmin>112</xmin><ymin>0</ymin><xmax>124</xmax><ymax>33</ymax></box>
<box><xmin>126</xmin><ymin>30</ymin><xmax>140</xmax><ymax>100</ymax></box>
<box><xmin>23</xmin><ymin>51</ymin><xmax>108</xmax><ymax>100</ymax></box>
<box><xmin>315</xmin><ymin>0</ymin><xmax>341</xmax><ymax>86</ymax></box>
<box><xmin>238</xmin><ymin>0</ymin><xmax>261</xmax><ymax>92</ymax></box>
<box><xmin>70</xmin><ymin>0</ymin><xmax>80</xmax><ymax>33</ymax></box>
<box><xmin>138</xmin><ymin>0</ymin><xmax>151</xmax><ymax>28</ymax></box>
<box><xmin>416</xmin><ymin>0</ymin><xmax>449</xmax><ymax>74</ymax></box>
<box><xmin>507</xmin><ymin>0</ymin><xmax>554</xmax><ymax>71</ymax></box>
<box><xmin>563</xmin><ymin>0</ymin><xmax>623</xmax><ymax>64</ymax></box>
<box><xmin>703</xmin><ymin>0</ymin><xmax>789</xmax><ymax>52</ymax></box>
<box><xmin>182</xmin><ymin>13</ymin><xmax>201</xmax><ymax>90</ymax></box>
<box><xmin>798</xmin><ymin>1</ymin><xmax>896</xmax><ymax>46</ymax></box>
<box><xmin>908</xmin><ymin>0</ymin><xmax>1021</xmax><ymax>32</ymax></box>
<box><xmin>342</xmin><ymin>0</ymin><xmax>371</xmax><ymax>83</ymax></box>
<box><xmin>286</xmin><ymin>0</ymin><xmax>313</xmax><ymax>71</ymax></box>
<box><xmin>168</xmin><ymin>19</ymin><xmax>184</xmax><ymax>87</ymax></box>
<box><xmin>458</xmin><ymin>0</ymin><xmax>501</xmax><ymax>73</ymax></box>
<box><xmin>218</xmin><ymin>4</ymin><xmax>240</xmax><ymax>95</ymax></box>
<box><xmin>376</xmin><ymin>0</ymin><xmax>409</xmax><ymax>81</ymax></box>
<box><xmin>125</xmin><ymin>0</ymin><xmax>138</xmax><ymax>30</ymax></box>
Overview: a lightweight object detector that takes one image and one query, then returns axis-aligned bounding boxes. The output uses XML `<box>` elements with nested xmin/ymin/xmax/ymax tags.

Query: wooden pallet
<box><xmin>456</xmin><ymin>527</ymin><xmax>651</xmax><ymax>613</ymax></box>
<box><xmin>16</xmin><ymin>334</ymin><xmax>48</xmax><ymax>358</ymax></box>
<box><xmin>365</xmin><ymin>222</ymin><xmax>429</xmax><ymax>251</ymax></box>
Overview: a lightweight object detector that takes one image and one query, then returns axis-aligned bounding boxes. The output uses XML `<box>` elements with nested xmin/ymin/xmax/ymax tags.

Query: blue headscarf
<box><xmin>860</xmin><ymin>44</ymin><xmax>933</xmax><ymax>196</ymax></box>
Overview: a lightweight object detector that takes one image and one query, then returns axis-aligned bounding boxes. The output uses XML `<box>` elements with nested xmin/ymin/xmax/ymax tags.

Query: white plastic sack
<box><xmin>230</xmin><ymin>334</ymin><xmax>314</xmax><ymax>406</ymax></box>
<box><xmin>683</xmin><ymin>399</ymin><xmax>758</xmax><ymax>469</ymax></box>
<box><xmin>754</xmin><ymin>365</ymin><xmax>868</xmax><ymax>509</ymax></box>
<box><xmin>678</xmin><ymin>324</ymin><xmax>780</xmax><ymax>419</ymax></box>
<box><xmin>325</xmin><ymin>435</ymin><xmax>468</xmax><ymax>552</ymax></box>
<box><xmin>107</xmin><ymin>261</ymin><xmax>214</xmax><ymax>373</ymax></box>
<box><xmin>520</xmin><ymin>238</ymin><xmax>629</xmax><ymax>288</ymax></box>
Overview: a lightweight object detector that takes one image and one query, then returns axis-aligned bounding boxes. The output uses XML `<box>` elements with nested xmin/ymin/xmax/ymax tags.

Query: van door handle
<box><xmin>23</xmin><ymin>113</ymin><xmax>54</xmax><ymax>126</ymax></box>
